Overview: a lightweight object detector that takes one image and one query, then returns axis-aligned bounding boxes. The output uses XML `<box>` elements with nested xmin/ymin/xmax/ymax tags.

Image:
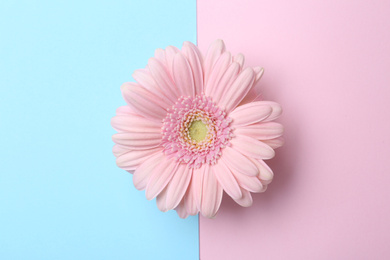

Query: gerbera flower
<box><xmin>111</xmin><ymin>40</ymin><xmax>283</xmax><ymax>218</ymax></box>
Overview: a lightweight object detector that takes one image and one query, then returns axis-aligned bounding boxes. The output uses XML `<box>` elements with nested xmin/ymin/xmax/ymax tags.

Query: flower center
<box><xmin>161</xmin><ymin>94</ymin><xmax>233</xmax><ymax>168</ymax></box>
<box><xmin>188</xmin><ymin>120</ymin><xmax>208</xmax><ymax>142</ymax></box>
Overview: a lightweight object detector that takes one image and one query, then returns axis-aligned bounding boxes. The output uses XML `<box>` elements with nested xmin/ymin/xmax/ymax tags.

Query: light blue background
<box><xmin>0</xmin><ymin>0</ymin><xmax>198</xmax><ymax>259</ymax></box>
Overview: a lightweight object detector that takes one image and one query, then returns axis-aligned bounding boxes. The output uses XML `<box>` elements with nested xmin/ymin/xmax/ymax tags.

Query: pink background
<box><xmin>198</xmin><ymin>0</ymin><xmax>390</xmax><ymax>259</ymax></box>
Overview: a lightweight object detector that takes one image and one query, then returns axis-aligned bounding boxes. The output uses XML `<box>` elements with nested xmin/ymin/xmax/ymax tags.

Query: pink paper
<box><xmin>198</xmin><ymin>0</ymin><xmax>390</xmax><ymax>259</ymax></box>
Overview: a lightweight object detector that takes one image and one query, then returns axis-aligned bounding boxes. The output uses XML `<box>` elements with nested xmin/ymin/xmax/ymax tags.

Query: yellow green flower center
<box><xmin>188</xmin><ymin>120</ymin><xmax>208</xmax><ymax>142</ymax></box>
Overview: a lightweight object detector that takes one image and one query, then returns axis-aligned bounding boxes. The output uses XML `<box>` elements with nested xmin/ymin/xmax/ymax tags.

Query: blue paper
<box><xmin>0</xmin><ymin>0</ymin><xmax>198</xmax><ymax>259</ymax></box>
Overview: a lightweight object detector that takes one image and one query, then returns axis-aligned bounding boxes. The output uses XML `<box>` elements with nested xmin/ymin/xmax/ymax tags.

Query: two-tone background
<box><xmin>1</xmin><ymin>0</ymin><xmax>390</xmax><ymax>259</ymax></box>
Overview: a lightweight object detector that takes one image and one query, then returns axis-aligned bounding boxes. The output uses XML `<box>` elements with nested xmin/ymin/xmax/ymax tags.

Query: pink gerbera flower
<box><xmin>111</xmin><ymin>40</ymin><xmax>284</xmax><ymax>218</ymax></box>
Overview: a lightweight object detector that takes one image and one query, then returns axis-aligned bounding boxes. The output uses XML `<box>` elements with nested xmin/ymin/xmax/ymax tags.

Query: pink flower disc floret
<box><xmin>161</xmin><ymin>94</ymin><xmax>233</xmax><ymax>169</ymax></box>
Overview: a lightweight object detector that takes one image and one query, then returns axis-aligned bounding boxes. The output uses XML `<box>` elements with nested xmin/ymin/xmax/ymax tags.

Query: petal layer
<box><xmin>166</xmin><ymin>163</ymin><xmax>192</xmax><ymax>210</ymax></box>
<box><xmin>116</xmin><ymin>105</ymin><xmax>136</xmax><ymax>116</ymax></box>
<box><xmin>213</xmin><ymin>160</ymin><xmax>242</xmax><ymax>200</ymax></box>
<box><xmin>230</xmin><ymin>135</ymin><xmax>275</xmax><ymax>160</ymax></box>
<box><xmin>112</xmin><ymin>132</ymin><xmax>161</xmax><ymax>150</ymax></box>
<box><xmin>116</xmin><ymin>148</ymin><xmax>162</xmax><ymax>171</ymax></box>
<box><xmin>205</xmin><ymin>52</ymin><xmax>231</xmax><ymax>98</ymax></box>
<box><xmin>111</xmin><ymin>115</ymin><xmax>161</xmax><ymax>133</ymax></box>
<box><xmin>146</xmin><ymin>157</ymin><xmax>179</xmax><ymax>200</ymax></box>
<box><xmin>182</xmin><ymin>41</ymin><xmax>204</xmax><ymax>95</ymax></box>
<box><xmin>249</xmin><ymin>158</ymin><xmax>274</xmax><ymax>183</ymax></box>
<box><xmin>148</xmin><ymin>57</ymin><xmax>179</xmax><ymax>103</ymax></box>
<box><xmin>184</xmin><ymin>173</ymin><xmax>199</xmax><ymax>216</ymax></box>
<box><xmin>156</xmin><ymin>187</ymin><xmax>169</xmax><ymax>212</ymax></box>
<box><xmin>233</xmin><ymin>53</ymin><xmax>245</xmax><ymax>69</ymax></box>
<box><xmin>235</xmin><ymin>122</ymin><xmax>284</xmax><ymax>140</ymax></box>
<box><xmin>112</xmin><ymin>144</ymin><xmax>129</xmax><ymax>158</ymax></box>
<box><xmin>221</xmin><ymin>146</ymin><xmax>259</xmax><ymax>176</ymax></box>
<box><xmin>121</xmin><ymin>82</ymin><xmax>168</xmax><ymax>121</ymax></box>
<box><xmin>262</xmin><ymin>137</ymin><xmax>285</xmax><ymax>149</ymax></box>
<box><xmin>172</xmin><ymin>53</ymin><xmax>195</xmax><ymax>97</ymax></box>
<box><xmin>230</xmin><ymin>101</ymin><xmax>273</xmax><ymax>127</ymax></box>
<box><xmin>201</xmin><ymin>165</ymin><xmax>223</xmax><ymax>218</ymax></box>
<box><xmin>192</xmin><ymin>165</ymin><xmax>206</xmax><ymax>210</ymax></box>
<box><xmin>204</xmin><ymin>39</ymin><xmax>225</xmax><ymax>85</ymax></box>
<box><xmin>133</xmin><ymin>152</ymin><xmax>165</xmax><ymax>190</ymax></box>
<box><xmin>175</xmin><ymin>199</ymin><xmax>189</xmax><ymax>219</ymax></box>
<box><xmin>132</xmin><ymin>69</ymin><xmax>158</xmax><ymax>92</ymax></box>
<box><xmin>259</xmin><ymin>101</ymin><xmax>283</xmax><ymax>122</ymax></box>
<box><xmin>231</xmin><ymin>171</ymin><xmax>263</xmax><ymax>193</ymax></box>
<box><xmin>211</xmin><ymin>62</ymin><xmax>240</xmax><ymax>104</ymax></box>
<box><xmin>219</xmin><ymin>67</ymin><xmax>255</xmax><ymax>113</ymax></box>
<box><xmin>233</xmin><ymin>188</ymin><xmax>253</xmax><ymax>207</ymax></box>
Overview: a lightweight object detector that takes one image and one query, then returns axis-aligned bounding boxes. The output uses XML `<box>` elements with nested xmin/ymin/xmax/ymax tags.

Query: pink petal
<box><xmin>230</xmin><ymin>171</ymin><xmax>264</xmax><ymax>193</ymax></box>
<box><xmin>239</xmin><ymin>67</ymin><xmax>264</xmax><ymax>105</ymax></box>
<box><xmin>219</xmin><ymin>67</ymin><xmax>255</xmax><ymax>113</ymax></box>
<box><xmin>165</xmin><ymin>163</ymin><xmax>192</xmax><ymax>210</ymax></box>
<box><xmin>211</xmin><ymin>62</ymin><xmax>240</xmax><ymax>104</ymax></box>
<box><xmin>259</xmin><ymin>101</ymin><xmax>283</xmax><ymax>122</ymax></box>
<box><xmin>253</xmin><ymin>66</ymin><xmax>264</xmax><ymax>82</ymax></box>
<box><xmin>133</xmin><ymin>152</ymin><xmax>165</xmax><ymax>190</ymax></box>
<box><xmin>116</xmin><ymin>148</ymin><xmax>162</xmax><ymax>171</ymax></box>
<box><xmin>112</xmin><ymin>144</ymin><xmax>129</xmax><ymax>158</ymax></box>
<box><xmin>112</xmin><ymin>132</ymin><xmax>161</xmax><ymax>150</ymax></box>
<box><xmin>184</xmin><ymin>171</ymin><xmax>200</xmax><ymax>216</ymax></box>
<box><xmin>205</xmin><ymin>51</ymin><xmax>231</xmax><ymax>97</ymax></box>
<box><xmin>173</xmin><ymin>52</ymin><xmax>195</xmax><ymax>97</ymax></box>
<box><xmin>262</xmin><ymin>137</ymin><xmax>285</xmax><ymax>149</ymax></box>
<box><xmin>182</xmin><ymin>41</ymin><xmax>204</xmax><ymax>95</ymax></box>
<box><xmin>132</xmin><ymin>68</ymin><xmax>158</xmax><ymax>91</ymax></box>
<box><xmin>115</xmin><ymin>105</ymin><xmax>136</xmax><ymax>116</ymax></box>
<box><xmin>249</xmin><ymin>158</ymin><xmax>274</xmax><ymax>183</ymax></box>
<box><xmin>239</xmin><ymin>89</ymin><xmax>257</xmax><ymax>106</ymax></box>
<box><xmin>235</xmin><ymin>122</ymin><xmax>284</xmax><ymax>140</ymax></box>
<box><xmin>233</xmin><ymin>53</ymin><xmax>245</xmax><ymax>70</ymax></box>
<box><xmin>156</xmin><ymin>186</ymin><xmax>168</xmax><ymax>212</ymax></box>
<box><xmin>203</xmin><ymin>39</ymin><xmax>226</xmax><ymax>85</ymax></box>
<box><xmin>147</xmin><ymin>57</ymin><xmax>179</xmax><ymax>103</ymax></box>
<box><xmin>201</xmin><ymin>165</ymin><xmax>223</xmax><ymax>218</ymax></box>
<box><xmin>164</xmin><ymin>45</ymin><xmax>180</xmax><ymax>77</ymax></box>
<box><xmin>221</xmin><ymin>146</ymin><xmax>259</xmax><ymax>176</ymax></box>
<box><xmin>154</xmin><ymin>48</ymin><xmax>166</xmax><ymax>64</ymax></box>
<box><xmin>230</xmin><ymin>135</ymin><xmax>275</xmax><ymax>160</ymax></box>
<box><xmin>175</xmin><ymin>199</ymin><xmax>189</xmax><ymax>219</ymax></box>
<box><xmin>145</xmin><ymin>157</ymin><xmax>178</xmax><ymax>200</ymax></box>
<box><xmin>192</xmin><ymin>165</ymin><xmax>206</xmax><ymax>210</ymax></box>
<box><xmin>260</xmin><ymin>185</ymin><xmax>268</xmax><ymax>192</ymax></box>
<box><xmin>111</xmin><ymin>115</ymin><xmax>161</xmax><ymax>133</ymax></box>
<box><xmin>121</xmin><ymin>82</ymin><xmax>168</xmax><ymax>121</ymax></box>
<box><xmin>233</xmin><ymin>188</ymin><xmax>253</xmax><ymax>207</ymax></box>
<box><xmin>213</xmin><ymin>160</ymin><xmax>242</xmax><ymax>200</ymax></box>
<box><xmin>229</xmin><ymin>101</ymin><xmax>272</xmax><ymax>127</ymax></box>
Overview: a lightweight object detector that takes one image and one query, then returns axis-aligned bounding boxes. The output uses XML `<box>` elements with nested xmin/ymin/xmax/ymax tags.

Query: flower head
<box><xmin>112</xmin><ymin>40</ymin><xmax>284</xmax><ymax>218</ymax></box>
